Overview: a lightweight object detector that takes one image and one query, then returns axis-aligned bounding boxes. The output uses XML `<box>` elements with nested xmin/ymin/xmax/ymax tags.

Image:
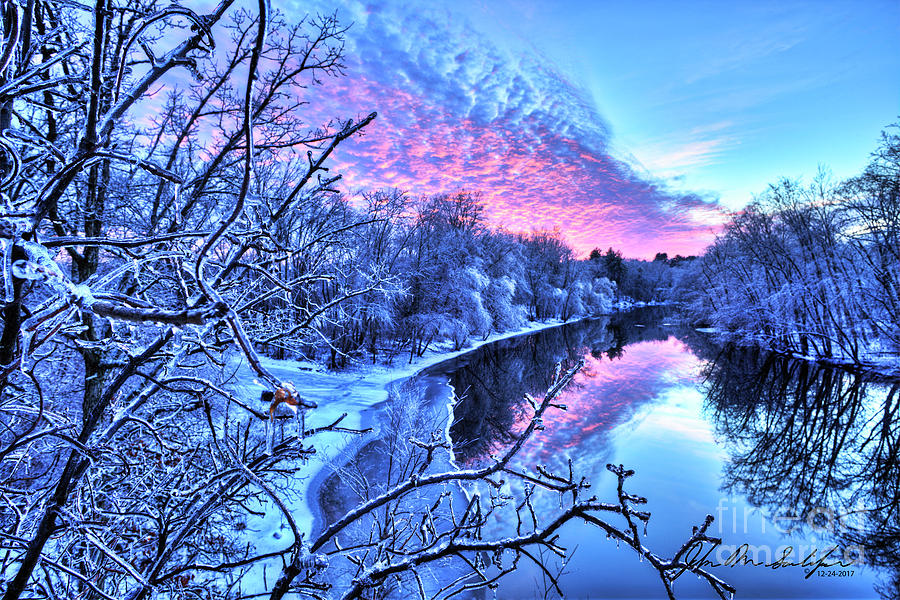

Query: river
<box><xmin>315</xmin><ymin>308</ymin><xmax>899</xmax><ymax>599</ymax></box>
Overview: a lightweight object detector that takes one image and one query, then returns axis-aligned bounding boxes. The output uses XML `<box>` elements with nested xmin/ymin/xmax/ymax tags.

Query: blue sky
<box><xmin>459</xmin><ymin>0</ymin><xmax>900</xmax><ymax>209</ymax></box>
<box><xmin>290</xmin><ymin>0</ymin><xmax>900</xmax><ymax>256</ymax></box>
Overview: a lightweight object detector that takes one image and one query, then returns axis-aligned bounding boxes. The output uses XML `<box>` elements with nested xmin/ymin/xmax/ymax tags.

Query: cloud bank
<box><xmin>294</xmin><ymin>0</ymin><xmax>727</xmax><ymax>258</ymax></box>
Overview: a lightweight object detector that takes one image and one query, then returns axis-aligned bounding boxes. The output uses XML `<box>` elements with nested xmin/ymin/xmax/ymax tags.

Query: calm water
<box><xmin>318</xmin><ymin>309</ymin><xmax>900</xmax><ymax>599</ymax></box>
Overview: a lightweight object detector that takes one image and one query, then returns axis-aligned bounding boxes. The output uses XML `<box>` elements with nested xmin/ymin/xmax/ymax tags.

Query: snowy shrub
<box><xmin>484</xmin><ymin>275</ymin><xmax>527</xmax><ymax>331</ymax></box>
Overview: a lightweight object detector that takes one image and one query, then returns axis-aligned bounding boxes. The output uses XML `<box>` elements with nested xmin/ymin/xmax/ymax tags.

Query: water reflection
<box><xmin>441</xmin><ymin>309</ymin><xmax>680</xmax><ymax>468</ymax></box>
<box><xmin>702</xmin><ymin>347</ymin><xmax>900</xmax><ymax>598</ymax></box>
<box><xmin>316</xmin><ymin>309</ymin><xmax>899</xmax><ymax>599</ymax></box>
<box><xmin>438</xmin><ymin>310</ymin><xmax>896</xmax><ymax>598</ymax></box>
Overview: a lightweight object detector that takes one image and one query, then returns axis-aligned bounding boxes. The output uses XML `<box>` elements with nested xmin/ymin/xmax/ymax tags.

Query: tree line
<box><xmin>674</xmin><ymin>126</ymin><xmax>900</xmax><ymax>369</ymax></box>
<box><xmin>0</xmin><ymin>2</ymin><xmax>730</xmax><ymax>599</ymax></box>
<box><xmin>245</xmin><ymin>188</ymin><xmax>693</xmax><ymax>369</ymax></box>
<box><xmin>267</xmin><ymin>189</ymin><xmax>625</xmax><ymax>368</ymax></box>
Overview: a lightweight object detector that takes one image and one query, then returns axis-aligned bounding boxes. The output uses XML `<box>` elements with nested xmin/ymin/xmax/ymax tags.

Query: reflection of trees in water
<box><xmin>447</xmin><ymin>308</ymin><xmax>675</xmax><ymax>464</ymax></box>
<box><xmin>316</xmin><ymin>377</ymin><xmax>474</xmax><ymax>597</ymax></box>
<box><xmin>703</xmin><ymin>348</ymin><xmax>900</xmax><ymax>597</ymax></box>
<box><xmin>315</xmin><ymin>310</ymin><xmax>719</xmax><ymax>599</ymax></box>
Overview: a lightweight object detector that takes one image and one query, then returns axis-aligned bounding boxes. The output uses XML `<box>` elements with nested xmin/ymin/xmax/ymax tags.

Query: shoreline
<box><xmin>230</xmin><ymin>314</ymin><xmax>601</xmax><ymax>584</ymax></box>
<box><xmin>693</xmin><ymin>329</ymin><xmax>900</xmax><ymax>382</ymax></box>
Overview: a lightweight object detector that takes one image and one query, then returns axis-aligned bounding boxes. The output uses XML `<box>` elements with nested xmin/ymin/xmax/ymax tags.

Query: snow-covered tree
<box><xmin>679</xmin><ymin>128</ymin><xmax>900</xmax><ymax>369</ymax></box>
<box><xmin>0</xmin><ymin>2</ymin><xmax>378</xmax><ymax>597</ymax></box>
<box><xmin>0</xmin><ymin>3</ymin><xmax>690</xmax><ymax>598</ymax></box>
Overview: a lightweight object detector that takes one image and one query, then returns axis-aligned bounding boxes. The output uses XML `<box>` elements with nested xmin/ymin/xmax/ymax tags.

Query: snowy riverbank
<box><xmin>692</xmin><ymin>328</ymin><xmax>900</xmax><ymax>380</ymax></box>
<box><xmin>226</xmin><ymin>316</ymin><xmax>587</xmax><ymax>592</ymax></box>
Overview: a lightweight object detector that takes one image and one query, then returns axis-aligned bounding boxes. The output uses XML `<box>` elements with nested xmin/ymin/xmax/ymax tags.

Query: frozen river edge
<box><xmin>227</xmin><ymin>316</ymin><xmax>590</xmax><ymax>592</ymax></box>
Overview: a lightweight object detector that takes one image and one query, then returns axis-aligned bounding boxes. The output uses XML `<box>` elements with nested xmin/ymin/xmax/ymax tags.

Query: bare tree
<box><xmin>0</xmin><ymin>1</ymin><xmax>735</xmax><ymax>599</ymax></box>
<box><xmin>0</xmin><ymin>0</ymin><xmax>377</xmax><ymax>597</ymax></box>
<box><xmin>679</xmin><ymin>131</ymin><xmax>900</xmax><ymax>372</ymax></box>
<box><xmin>264</xmin><ymin>360</ymin><xmax>736</xmax><ymax>600</ymax></box>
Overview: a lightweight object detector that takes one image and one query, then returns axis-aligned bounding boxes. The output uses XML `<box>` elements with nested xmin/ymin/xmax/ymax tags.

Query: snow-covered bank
<box><xmin>692</xmin><ymin>329</ymin><xmax>900</xmax><ymax>380</ymax></box>
<box><xmin>227</xmin><ymin>316</ymin><xmax>589</xmax><ymax>589</ymax></box>
<box><xmin>613</xmin><ymin>298</ymin><xmax>669</xmax><ymax>311</ymax></box>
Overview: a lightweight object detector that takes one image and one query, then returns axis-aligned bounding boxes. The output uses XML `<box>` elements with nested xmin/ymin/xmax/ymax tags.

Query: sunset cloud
<box><xmin>294</xmin><ymin>0</ymin><xmax>728</xmax><ymax>258</ymax></box>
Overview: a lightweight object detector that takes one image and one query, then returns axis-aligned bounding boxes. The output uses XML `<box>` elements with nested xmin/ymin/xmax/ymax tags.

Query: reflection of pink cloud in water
<box><xmin>506</xmin><ymin>337</ymin><xmax>700</xmax><ymax>468</ymax></box>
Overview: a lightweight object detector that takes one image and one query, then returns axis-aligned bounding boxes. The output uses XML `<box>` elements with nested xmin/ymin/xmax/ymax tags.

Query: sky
<box><xmin>290</xmin><ymin>0</ymin><xmax>900</xmax><ymax>258</ymax></box>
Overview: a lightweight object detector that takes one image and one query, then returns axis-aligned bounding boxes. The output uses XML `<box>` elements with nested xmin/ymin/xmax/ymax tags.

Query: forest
<box><xmin>1</xmin><ymin>0</ymin><xmax>897</xmax><ymax>596</ymax></box>
<box><xmin>0</xmin><ymin>2</ymin><xmax>732</xmax><ymax>600</ymax></box>
<box><xmin>673</xmin><ymin>128</ymin><xmax>900</xmax><ymax>374</ymax></box>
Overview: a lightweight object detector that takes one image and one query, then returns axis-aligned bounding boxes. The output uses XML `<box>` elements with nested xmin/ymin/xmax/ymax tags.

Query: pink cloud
<box><xmin>288</xmin><ymin>0</ymin><xmax>728</xmax><ymax>258</ymax></box>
